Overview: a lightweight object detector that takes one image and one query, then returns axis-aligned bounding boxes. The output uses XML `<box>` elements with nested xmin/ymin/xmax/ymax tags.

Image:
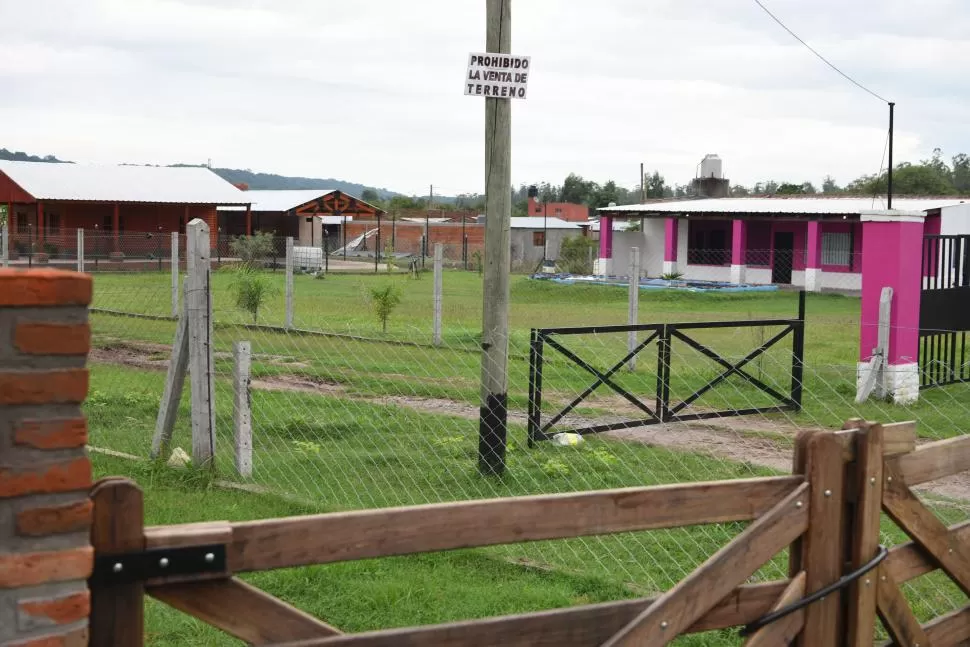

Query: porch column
<box><xmin>37</xmin><ymin>201</ymin><xmax>45</xmax><ymax>246</ymax></box>
<box><xmin>6</xmin><ymin>201</ymin><xmax>12</xmax><ymax>246</ymax></box>
<box><xmin>805</xmin><ymin>221</ymin><xmax>822</xmax><ymax>292</ymax></box>
<box><xmin>111</xmin><ymin>203</ymin><xmax>121</xmax><ymax>256</ymax></box>
<box><xmin>596</xmin><ymin>215</ymin><xmax>614</xmax><ymax>275</ymax></box>
<box><xmin>730</xmin><ymin>219</ymin><xmax>746</xmax><ymax>284</ymax></box>
<box><xmin>857</xmin><ymin>210</ymin><xmax>924</xmax><ymax>404</ymax></box>
<box><xmin>245</xmin><ymin>204</ymin><xmax>252</xmax><ymax>236</ymax></box>
<box><xmin>663</xmin><ymin>217</ymin><xmax>678</xmax><ymax>275</ymax></box>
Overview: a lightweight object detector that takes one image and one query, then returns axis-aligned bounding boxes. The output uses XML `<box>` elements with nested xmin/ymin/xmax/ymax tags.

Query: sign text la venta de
<box><xmin>465</xmin><ymin>53</ymin><xmax>531</xmax><ymax>99</ymax></box>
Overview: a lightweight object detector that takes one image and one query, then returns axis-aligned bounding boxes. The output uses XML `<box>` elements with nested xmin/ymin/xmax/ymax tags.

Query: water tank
<box><xmin>700</xmin><ymin>154</ymin><xmax>722</xmax><ymax>179</ymax></box>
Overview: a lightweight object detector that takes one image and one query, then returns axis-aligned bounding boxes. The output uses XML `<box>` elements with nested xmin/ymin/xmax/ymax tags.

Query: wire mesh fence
<box><xmin>80</xmin><ymin>232</ymin><xmax>970</xmax><ymax>641</ymax></box>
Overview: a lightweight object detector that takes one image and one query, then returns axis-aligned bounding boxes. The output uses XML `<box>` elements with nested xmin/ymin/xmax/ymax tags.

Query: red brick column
<box><xmin>0</xmin><ymin>269</ymin><xmax>93</xmax><ymax>646</ymax></box>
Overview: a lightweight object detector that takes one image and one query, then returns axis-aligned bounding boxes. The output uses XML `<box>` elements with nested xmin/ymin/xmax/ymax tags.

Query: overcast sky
<box><xmin>2</xmin><ymin>0</ymin><xmax>968</xmax><ymax>196</ymax></box>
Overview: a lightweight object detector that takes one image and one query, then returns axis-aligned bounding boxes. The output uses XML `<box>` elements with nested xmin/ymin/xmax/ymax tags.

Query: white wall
<box><xmin>298</xmin><ymin>216</ymin><xmax>324</xmax><ymax>247</ymax></box>
<box><xmin>821</xmin><ymin>271</ymin><xmax>861</xmax><ymax>291</ymax></box>
<box><xmin>599</xmin><ymin>223</ymin><xmax>665</xmax><ymax>277</ymax></box>
<box><xmin>940</xmin><ymin>203</ymin><xmax>970</xmax><ymax>235</ymax></box>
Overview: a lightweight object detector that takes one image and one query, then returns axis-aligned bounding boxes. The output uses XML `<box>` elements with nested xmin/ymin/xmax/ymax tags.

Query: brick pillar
<box><xmin>596</xmin><ymin>215</ymin><xmax>614</xmax><ymax>275</ymax></box>
<box><xmin>0</xmin><ymin>269</ymin><xmax>94</xmax><ymax>646</ymax></box>
<box><xmin>730</xmin><ymin>219</ymin><xmax>747</xmax><ymax>284</ymax></box>
<box><xmin>663</xmin><ymin>217</ymin><xmax>678</xmax><ymax>275</ymax></box>
<box><xmin>805</xmin><ymin>220</ymin><xmax>823</xmax><ymax>292</ymax></box>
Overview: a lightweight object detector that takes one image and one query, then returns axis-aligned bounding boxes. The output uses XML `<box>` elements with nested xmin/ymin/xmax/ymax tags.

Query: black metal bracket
<box><xmin>738</xmin><ymin>545</ymin><xmax>889</xmax><ymax>637</ymax></box>
<box><xmin>90</xmin><ymin>544</ymin><xmax>226</xmax><ymax>586</ymax></box>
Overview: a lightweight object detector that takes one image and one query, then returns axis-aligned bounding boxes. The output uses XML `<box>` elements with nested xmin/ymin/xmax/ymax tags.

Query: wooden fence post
<box><xmin>77</xmin><ymin>227</ymin><xmax>85</xmax><ymax>272</ymax></box>
<box><xmin>433</xmin><ymin>243</ymin><xmax>443</xmax><ymax>346</ymax></box>
<box><xmin>187</xmin><ymin>219</ymin><xmax>215</xmax><ymax>467</ymax></box>
<box><xmin>89</xmin><ymin>478</ymin><xmax>145</xmax><ymax>647</ymax></box>
<box><xmin>171</xmin><ymin>231</ymin><xmax>180</xmax><ymax>318</ymax></box>
<box><xmin>151</xmin><ymin>279</ymin><xmax>190</xmax><ymax>459</ymax></box>
<box><xmin>797</xmin><ymin>431</ymin><xmax>846</xmax><ymax>647</ymax></box>
<box><xmin>844</xmin><ymin>420</ymin><xmax>884</xmax><ymax>647</ymax></box>
<box><xmin>285</xmin><ymin>236</ymin><xmax>294</xmax><ymax>330</ymax></box>
<box><xmin>628</xmin><ymin>246</ymin><xmax>640</xmax><ymax>371</ymax></box>
<box><xmin>234</xmin><ymin>340</ymin><xmax>253</xmax><ymax>478</ymax></box>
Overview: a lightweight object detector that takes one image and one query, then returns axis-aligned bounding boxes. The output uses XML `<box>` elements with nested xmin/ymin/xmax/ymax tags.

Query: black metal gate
<box><xmin>528</xmin><ymin>293</ymin><xmax>805</xmax><ymax>444</ymax></box>
<box><xmin>920</xmin><ymin>235</ymin><xmax>970</xmax><ymax>388</ymax></box>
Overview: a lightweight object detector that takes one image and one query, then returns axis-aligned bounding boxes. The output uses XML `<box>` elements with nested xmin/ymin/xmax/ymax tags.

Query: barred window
<box><xmin>821</xmin><ymin>232</ymin><xmax>851</xmax><ymax>266</ymax></box>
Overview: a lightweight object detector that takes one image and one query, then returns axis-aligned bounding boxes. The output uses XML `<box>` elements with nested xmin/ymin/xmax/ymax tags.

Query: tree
<box><xmin>560</xmin><ymin>173</ymin><xmax>596</xmax><ymax>204</ymax></box>
<box><xmin>953</xmin><ymin>153</ymin><xmax>970</xmax><ymax>193</ymax></box>
<box><xmin>822</xmin><ymin>176</ymin><xmax>840</xmax><ymax>194</ymax></box>
<box><xmin>775</xmin><ymin>183</ymin><xmax>804</xmax><ymax>195</ymax></box>
<box><xmin>360</xmin><ymin>188</ymin><xmax>380</xmax><ymax>204</ymax></box>
<box><xmin>729</xmin><ymin>185</ymin><xmax>750</xmax><ymax>196</ymax></box>
<box><xmin>557</xmin><ymin>235</ymin><xmax>596</xmax><ymax>274</ymax></box>
<box><xmin>645</xmin><ymin>171</ymin><xmax>670</xmax><ymax>199</ymax></box>
<box><xmin>590</xmin><ymin>180</ymin><xmax>621</xmax><ymax>208</ymax></box>
<box><xmin>369</xmin><ymin>284</ymin><xmax>402</xmax><ymax>333</ymax></box>
<box><xmin>230</xmin><ymin>232</ymin><xmax>276</xmax><ymax>268</ymax></box>
<box><xmin>229</xmin><ymin>267</ymin><xmax>279</xmax><ymax>323</ymax></box>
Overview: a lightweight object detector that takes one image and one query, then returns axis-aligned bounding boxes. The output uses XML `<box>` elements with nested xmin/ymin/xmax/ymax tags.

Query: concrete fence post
<box><xmin>233</xmin><ymin>341</ymin><xmax>252</xmax><ymax>478</ymax></box>
<box><xmin>0</xmin><ymin>268</ymin><xmax>94</xmax><ymax>646</ymax></box>
<box><xmin>171</xmin><ymin>232</ymin><xmax>179</xmax><ymax>318</ymax></box>
<box><xmin>628</xmin><ymin>246</ymin><xmax>640</xmax><ymax>371</ymax></box>
<box><xmin>76</xmin><ymin>229</ymin><xmax>84</xmax><ymax>273</ymax></box>
<box><xmin>285</xmin><ymin>236</ymin><xmax>294</xmax><ymax>330</ymax></box>
<box><xmin>433</xmin><ymin>243</ymin><xmax>443</xmax><ymax>346</ymax></box>
<box><xmin>187</xmin><ymin>219</ymin><xmax>215</xmax><ymax>466</ymax></box>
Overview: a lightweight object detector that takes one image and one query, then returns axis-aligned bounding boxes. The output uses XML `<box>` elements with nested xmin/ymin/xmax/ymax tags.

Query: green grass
<box><xmin>89</xmin><ymin>270</ymin><xmax>970</xmax><ymax>439</ymax></box>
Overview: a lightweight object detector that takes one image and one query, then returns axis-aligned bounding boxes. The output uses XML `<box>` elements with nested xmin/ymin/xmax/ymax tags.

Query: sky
<box><xmin>2</xmin><ymin>0</ymin><xmax>969</xmax><ymax>197</ymax></box>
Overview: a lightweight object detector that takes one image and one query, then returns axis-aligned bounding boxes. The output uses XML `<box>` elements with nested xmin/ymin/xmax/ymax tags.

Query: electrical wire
<box><xmin>871</xmin><ymin>128</ymin><xmax>890</xmax><ymax>208</ymax></box>
<box><xmin>753</xmin><ymin>0</ymin><xmax>890</xmax><ymax>104</ymax></box>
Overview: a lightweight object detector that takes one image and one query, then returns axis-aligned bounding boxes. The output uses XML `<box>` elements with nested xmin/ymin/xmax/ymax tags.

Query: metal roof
<box><xmin>0</xmin><ymin>160</ymin><xmax>250</xmax><ymax>205</ymax></box>
<box><xmin>586</xmin><ymin>218</ymin><xmax>637</xmax><ymax>232</ymax></box>
<box><xmin>598</xmin><ymin>197</ymin><xmax>969</xmax><ymax>217</ymax></box>
<box><xmin>510</xmin><ymin>217</ymin><xmax>580</xmax><ymax>229</ymax></box>
<box><xmin>217</xmin><ymin>189</ymin><xmax>334</xmax><ymax>212</ymax></box>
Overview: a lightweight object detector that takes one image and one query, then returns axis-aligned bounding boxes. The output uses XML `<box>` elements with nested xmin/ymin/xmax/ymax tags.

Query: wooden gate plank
<box><xmin>877</xmin><ymin>567</ymin><xmax>932</xmax><ymax>646</ymax></box>
<box><xmin>742</xmin><ymin>571</ymin><xmax>806</xmax><ymax>647</ymax></box>
<box><xmin>883</xmin><ymin>467</ymin><xmax>970</xmax><ymax>597</ymax></box>
<box><xmin>229</xmin><ymin>476</ymin><xmax>803</xmax><ymax>572</ymax></box>
<box><xmin>798</xmin><ymin>431</ymin><xmax>845</xmax><ymax>647</ymax></box>
<box><xmin>89</xmin><ymin>478</ymin><xmax>145</xmax><ymax>647</ymax></box>
<box><xmin>847</xmin><ymin>423</ymin><xmax>884</xmax><ymax>647</ymax></box>
<box><xmin>894</xmin><ymin>435</ymin><xmax>970</xmax><ymax>486</ymax></box>
<box><xmin>598</xmin><ymin>482</ymin><xmax>810</xmax><ymax>646</ymax></box>
<box><xmin>885</xmin><ymin>521</ymin><xmax>970</xmax><ymax>584</ymax></box>
<box><xmin>268</xmin><ymin>581</ymin><xmax>791</xmax><ymax>647</ymax></box>
<box><xmin>149</xmin><ymin>577</ymin><xmax>340</xmax><ymax>644</ymax></box>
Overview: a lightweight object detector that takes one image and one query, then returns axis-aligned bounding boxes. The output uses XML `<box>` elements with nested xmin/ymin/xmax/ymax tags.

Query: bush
<box><xmin>229</xmin><ymin>267</ymin><xmax>279</xmax><ymax>323</ymax></box>
<box><xmin>557</xmin><ymin>235</ymin><xmax>596</xmax><ymax>274</ymax></box>
<box><xmin>43</xmin><ymin>243</ymin><xmax>59</xmax><ymax>256</ymax></box>
<box><xmin>369</xmin><ymin>284</ymin><xmax>402</xmax><ymax>333</ymax></box>
<box><xmin>230</xmin><ymin>232</ymin><xmax>276</xmax><ymax>268</ymax></box>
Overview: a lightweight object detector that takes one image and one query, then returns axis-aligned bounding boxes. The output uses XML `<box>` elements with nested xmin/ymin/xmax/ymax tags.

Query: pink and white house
<box><xmin>596</xmin><ymin>197</ymin><xmax>970</xmax><ymax>292</ymax></box>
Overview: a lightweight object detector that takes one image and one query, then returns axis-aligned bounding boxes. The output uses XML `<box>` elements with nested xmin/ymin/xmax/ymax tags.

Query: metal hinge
<box><xmin>90</xmin><ymin>544</ymin><xmax>227</xmax><ymax>586</ymax></box>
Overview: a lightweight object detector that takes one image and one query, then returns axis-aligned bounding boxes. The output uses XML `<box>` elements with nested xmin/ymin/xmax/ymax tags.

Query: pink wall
<box><xmin>859</xmin><ymin>219</ymin><xmax>924</xmax><ymax>364</ymax></box>
<box><xmin>817</xmin><ymin>221</ymin><xmax>861</xmax><ymax>273</ymax></box>
<box><xmin>745</xmin><ymin>222</ymin><xmax>772</xmax><ymax>266</ymax></box>
<box><xmin>664</xmin><ymin>217</ymin><xmax>678</xmax><ymax>261</ymax></box>
<box><xmin>731</xmin><ymin>220</ymin><xmax>746</xmax><ymax>265</ymax></box>
<box><xmin>599</xmin><ymin>215</ymin><xmax>613</xmax><ymax>259</ymax></box>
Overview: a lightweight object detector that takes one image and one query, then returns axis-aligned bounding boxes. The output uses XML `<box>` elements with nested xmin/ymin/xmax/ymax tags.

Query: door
<box><xmin>772</xmin><ymin>232</ymin><xmax>794</xmax><ymax>284</ymax></box>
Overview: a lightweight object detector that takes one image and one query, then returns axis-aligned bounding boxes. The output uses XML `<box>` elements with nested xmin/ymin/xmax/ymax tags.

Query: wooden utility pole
<box><xmin>478</xmin><ymin>0</ymin><xmax>512</xmax><ymax>476</ymax></box>
<box><xmin>640</xmin><ymin>162</ymin><xmax>645</xmax><ymax>202</ymax></box>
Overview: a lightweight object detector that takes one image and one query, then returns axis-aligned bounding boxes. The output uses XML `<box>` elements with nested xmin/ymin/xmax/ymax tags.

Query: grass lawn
<box><xmin>89</xmin><ymin>270</ymin><xmax>970</xmax><ymax>439</ymax></box>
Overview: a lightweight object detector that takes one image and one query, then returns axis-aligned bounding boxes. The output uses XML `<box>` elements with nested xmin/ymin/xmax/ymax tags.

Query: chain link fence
<box><xmin>82</xmin><ymin>232</ymin><xmax>970</xmax><ymax>641</ymax></box>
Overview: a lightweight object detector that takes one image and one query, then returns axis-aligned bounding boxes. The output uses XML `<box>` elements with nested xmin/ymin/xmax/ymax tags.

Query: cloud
<box><xmin>0</xmin><ymin>0</ymin><xmax>968</xmax><ymax>195</ymax></box>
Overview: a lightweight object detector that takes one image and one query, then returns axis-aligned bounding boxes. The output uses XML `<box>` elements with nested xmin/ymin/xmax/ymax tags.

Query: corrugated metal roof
<box><xmin>0</xmin><ymin>160</ymin><xmax>250</xmax><ymax>204</ymax></box>
<box><xmin>586</xmin><ymin>218</ymin><xmax>637</xmax><ymax>232</ymax></box>
<box><xmin>510</xmin><ymin>217</ymin><xmax>579</xmax><ymax>229</ymax></box>
<box><xmin>222</xmin><ymin>189</ymin><xmax>333</xmax><ymax>212</ymax></box>
<box><xmin>598</xmin><ymin>197</ymin><xmax>969</xmax><ymax>216</ymax></box>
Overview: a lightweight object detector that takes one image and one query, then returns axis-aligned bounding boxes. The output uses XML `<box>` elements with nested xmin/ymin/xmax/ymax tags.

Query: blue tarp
<box><xmin>530</xmin><ymin>273</ymin><xmax>779</xmax><ymax>293</ymax></box>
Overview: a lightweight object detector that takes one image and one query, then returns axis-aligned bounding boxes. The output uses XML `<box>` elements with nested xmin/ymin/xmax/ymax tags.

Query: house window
<box><xmin>687</xmin><ymin>221</ymin><xmax>730</xmax><ymax>265</ymax></box>
<box><xmin>533</xmin><ymin>231</ymin><xmax>545</xmax><ymax>247</ymax></box>
<box><xmin>46</xmin><ymin>213</ymin><xmax>60</xmax><ymax>235</ymax></box>
<box><xmin>821</xmin><ymin>232</ymin><xmax>851</xmax><ymax>266</ymax></box>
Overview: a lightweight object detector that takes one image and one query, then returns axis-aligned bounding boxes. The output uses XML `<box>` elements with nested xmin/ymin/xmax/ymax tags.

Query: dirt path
<box><xmin>91</xmin><ymin>338</ymin><xmax>970</xmax><ymax>502</ymax></box>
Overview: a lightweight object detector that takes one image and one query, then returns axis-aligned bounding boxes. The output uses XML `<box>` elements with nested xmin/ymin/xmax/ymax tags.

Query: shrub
<box><xmin>557</xmin><ymin>236</ymin><xmax>596</xmax><ymax>274</ymax></box>
<box><xmin>661</xmin><ymin>272</ymin><xmax>684</xmax><ymax>280</ymax></box>
<box><xmin>43</xmin><ymin>243</ymin><xmax>59</xmax><ymax>256</ymax></box>
<box><xmin>229</xmin><ymin>267</ymin><xmax>279</xmax><ymax>323</ymax></box>
<box><xmin>369</xmin><ymin>284</ymin><xmax>402</xmax><ymax>333</ymax></box>
<box><xmin>230</xmin><ymin>232</ymin><xmax>276</xmax><ymax>268</ymax></box>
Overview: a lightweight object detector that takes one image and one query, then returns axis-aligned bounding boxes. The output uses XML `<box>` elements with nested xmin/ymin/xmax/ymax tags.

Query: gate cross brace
<box><xmin>541</xmin><ymin>332</ymin><xmax>659</xmax><ymax>432</ymax></box>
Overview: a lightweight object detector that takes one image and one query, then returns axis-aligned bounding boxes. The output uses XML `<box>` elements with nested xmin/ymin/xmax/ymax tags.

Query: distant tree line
<box><xmin>0</xmin><ymin>148</ymin><xmax>68</xmax><ymax>163</ymax></box>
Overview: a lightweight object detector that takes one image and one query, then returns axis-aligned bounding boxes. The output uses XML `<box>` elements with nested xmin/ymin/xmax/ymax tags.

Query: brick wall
<box><xmin>0</xmin><ymin>269</ymin><xmax>93</xmax><ymax>646</ymax></box>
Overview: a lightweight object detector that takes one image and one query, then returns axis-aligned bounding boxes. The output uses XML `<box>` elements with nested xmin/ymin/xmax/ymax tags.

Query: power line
<box><xmin>753</xmin><ymin>0</ymin><xmax>890</xmax><ymax>104</ymax></box>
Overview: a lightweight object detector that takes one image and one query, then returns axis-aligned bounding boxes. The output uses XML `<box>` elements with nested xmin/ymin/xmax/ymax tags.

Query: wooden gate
<box><xmin>86</xmin><ymin>420</ymin><xmax>970</xmax><ymax>646</ymax></box>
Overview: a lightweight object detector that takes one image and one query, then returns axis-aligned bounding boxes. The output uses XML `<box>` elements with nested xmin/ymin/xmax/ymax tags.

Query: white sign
<box><xmin>464</xmin><ymin>52</ymin><xmax>531</xmax><ymax>99</ymax></box>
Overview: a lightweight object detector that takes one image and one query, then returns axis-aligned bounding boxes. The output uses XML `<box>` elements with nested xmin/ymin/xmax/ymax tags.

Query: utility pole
<box><xmin>887</xmin><ymin>102</ymin><xmax>895</xmax><ymax>210</ymax></box>
<box><xmin>640</xmin><ymin>162</ymin><xmax>645</xmax><ymax>202</ymax></box>
<box><xmin>478</xmin><ymin>0</ymin><xmax>512</xmax><ymax>476</ymax></box>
